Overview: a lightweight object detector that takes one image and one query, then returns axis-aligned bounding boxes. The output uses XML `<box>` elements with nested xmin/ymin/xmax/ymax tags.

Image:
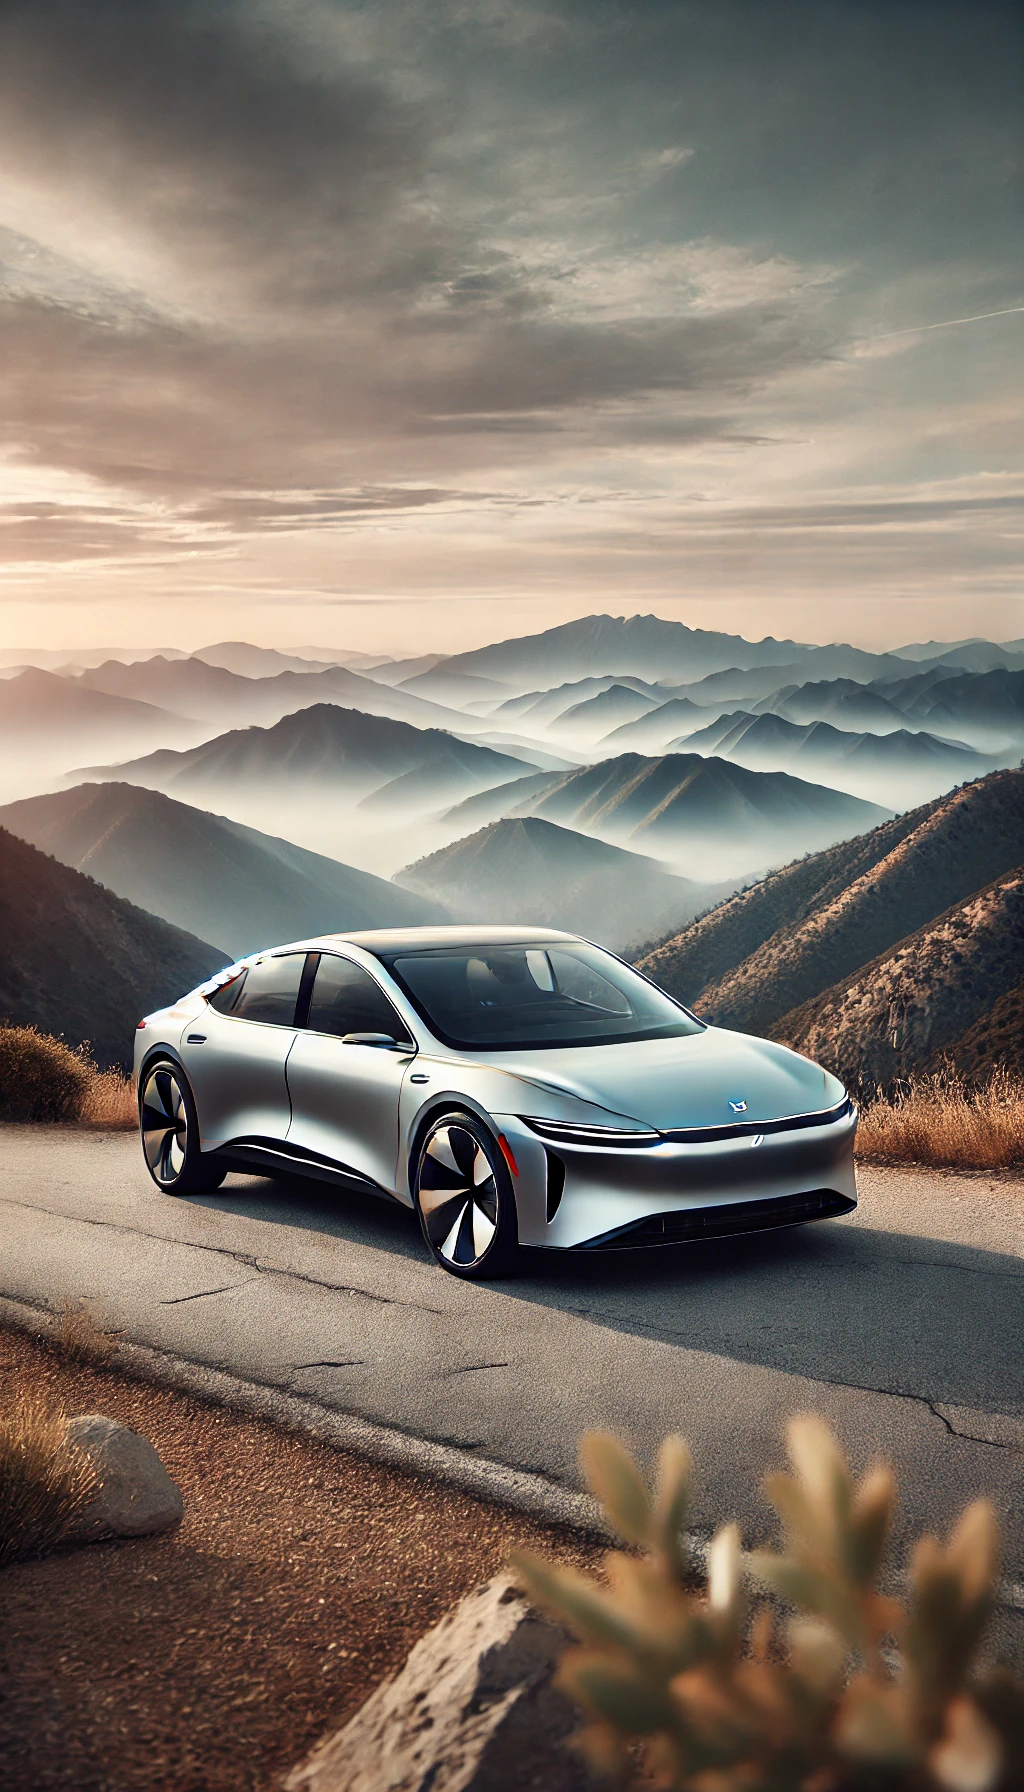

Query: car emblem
<box><xmin>728</xmin><ymin>1099</ymin><xmax>748</xmax><ymax>1114</ymax></box>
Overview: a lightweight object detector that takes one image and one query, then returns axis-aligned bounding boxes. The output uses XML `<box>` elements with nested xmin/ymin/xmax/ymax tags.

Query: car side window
<box><xmin>227</xmin><ymin>954</ymin><xmax>307</xmax><ymax>1027</ymax></box>
<box><xmin>306</xmin><ymin>955</ymin><xmax>412</xmax><ymax>1044</ymax></box>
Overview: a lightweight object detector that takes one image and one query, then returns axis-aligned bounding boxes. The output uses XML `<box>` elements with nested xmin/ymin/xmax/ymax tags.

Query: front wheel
<box><xmin>413</xmin><ymin>1112</ymin><xmax>520</xmax><ymax>1280</ymax></box>
<box><xmin>139</xmin><ymin>1061</ymin><xmax>227</xmax><ymax>1196</ymax></box>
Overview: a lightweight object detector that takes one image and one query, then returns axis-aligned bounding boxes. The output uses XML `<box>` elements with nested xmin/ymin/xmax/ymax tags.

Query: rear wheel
<box><xmin>414</xmin><ymin>1111</ymin><xmax>519</xmax><ymax>1280</ymax></box>
<box><xmin>139</xmin><ymin>1061</ymin><xmax>226</xmax><ymax>1196</ymax></box>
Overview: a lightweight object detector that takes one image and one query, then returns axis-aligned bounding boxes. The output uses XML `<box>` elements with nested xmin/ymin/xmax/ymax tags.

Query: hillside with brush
<box><xmin>638</xmin><ymin>770</ymin><xmax>1024</xmax><ymax>1034</ymax></box>
<box><xmin>772</xmin><ymin>869</ymin><xmax>1024</xmax><ymax>1089</ymax></box>
<box><xmin>925</xmin><ymin>980</ymin><xmax>1024</xmax><ymax>1080</ymax></box>
<box><xmin>0</xmin><ymin>827</ymin><xmax>228</xmax><ymax>1066</ymax></box>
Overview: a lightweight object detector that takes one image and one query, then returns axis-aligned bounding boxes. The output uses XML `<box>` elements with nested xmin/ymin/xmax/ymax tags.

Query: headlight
<box><xmin>521</xmin><ymin>1117</ymin><xmax>661</xmax><ymax>1148</ymax></box>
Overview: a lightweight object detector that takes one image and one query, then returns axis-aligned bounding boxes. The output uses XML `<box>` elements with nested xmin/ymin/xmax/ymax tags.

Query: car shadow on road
<box><xmin>509</xmin><ymin>1217</ymin><xmax>1024</xmax><ymax>1421</ymax></box>
<box><xmin>188</xmin><ymin>1170</ymin><xmax>430</xmax><ymax>1262</ymax></box>
<box><xmin>191</xmin><ymin>1176</ymin><xmax>1024</xmax><ymax>1421</ymax></box>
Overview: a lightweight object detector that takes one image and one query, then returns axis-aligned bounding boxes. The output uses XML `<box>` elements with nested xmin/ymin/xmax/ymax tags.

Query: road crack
<box><xmin>0</xmin><ymin>1196</ymin><xmax>443</xmax><ymax>1315</ymax></box>
<box><xmin>924</xmin><ymin>1400</ymin><xmax>1024</xmax><ymax>1452</ymax></box>
<box><xmin>292</xmin><ymin>1360</ymin><xmax>365</xmax><ymax>1370</ymax></box>
<box><xmin>161</xmin><ymin>1282</ymin><xmax>258</xmax><ymax>1305</ymax></box>
<box><xmin>446</xmin><ymin>1361</ymin><xmax>511</xmax><ymax>1376</ymax></box>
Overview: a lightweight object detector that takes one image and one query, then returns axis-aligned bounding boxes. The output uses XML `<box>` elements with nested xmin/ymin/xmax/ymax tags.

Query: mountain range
<box><xmin>81</xmin><ymin>703</ymin><xmax>532</xmax><ymax>805</ymax></box>
<box><xmin>395</xmin><ymin>815</ymin><xmax>729</xmax><ymax>953</ymax></box>
<box><xmin>751</xmin><ymin>676</ymin><xmax>934</xmax><ymax>734</ymax></box>
<box><xmin>0</xmin><ymin>825</ymin><xmax>227</xmax><ymax>1066</ymax></box>
<box><xmin>5</xmin><ymin>613</ymin><xmax>1022</xmax><ymax>1091</ymax></box>
<box><xmin>401</xmin><ymin>612</ymin><xmax>1010</xmax><ymax>702</ymax></box>
<box><xmin>901</xmin><ymin>668</ymin><xmax>1024</xmax><ymax>749</ymax></box>
<box><xmin>674</xmin><ymin>710</ymin><xmax>998</xmax><ymax>807</ymax></box>
<box><xmin>0</xmin><ymin>783</ymin><xmax>444</xmax><ymax>959</ymax></box>
<box><xmin>462</xmin><ymin>750</ymin><xmax>889</xmax><ymax>876</ymax></box>
<box><xmin>71</xmin><ymin>652</ymin><xmax>483</xmax><ymax>738</ymax></box>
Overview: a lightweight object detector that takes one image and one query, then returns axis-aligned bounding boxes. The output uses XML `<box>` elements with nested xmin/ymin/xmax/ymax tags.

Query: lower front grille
<box><xmin>581</xmin><ymin>1188</ymin><xmax>856</xmax><ymax>1250</ymax></box>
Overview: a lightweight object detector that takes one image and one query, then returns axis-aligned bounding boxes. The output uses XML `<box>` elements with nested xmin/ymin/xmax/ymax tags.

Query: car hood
<box><xmin>495</xmin><ymin>1028</ymin><xmax>841</xmax><ymax>1131</ymax></box>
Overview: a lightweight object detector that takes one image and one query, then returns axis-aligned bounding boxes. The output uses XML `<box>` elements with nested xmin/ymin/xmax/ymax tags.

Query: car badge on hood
<box><xmin>728</xmin><ymin>1099</ymin><xmax>748</xmax><ymax>1113</ymax></box>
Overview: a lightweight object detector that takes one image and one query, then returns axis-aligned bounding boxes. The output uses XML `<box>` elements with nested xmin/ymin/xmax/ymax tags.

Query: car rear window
<box><xmin>209</xmin><ymin>954</ymin><xmax>307</xmax><ymax>1027</ymax></box>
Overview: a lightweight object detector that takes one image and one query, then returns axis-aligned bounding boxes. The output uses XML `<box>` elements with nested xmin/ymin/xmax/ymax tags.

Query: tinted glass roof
<box><xmin>319</xmin><ymin>924</ymin><xmax>577</xmax><ymax>955</ymax></box>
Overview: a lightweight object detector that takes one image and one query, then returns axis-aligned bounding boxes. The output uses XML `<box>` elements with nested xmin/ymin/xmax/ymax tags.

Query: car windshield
<box><xmin>384</xmin><ymin>942</ymin><xmax>703</xmax><ymax>1051</ymax></box>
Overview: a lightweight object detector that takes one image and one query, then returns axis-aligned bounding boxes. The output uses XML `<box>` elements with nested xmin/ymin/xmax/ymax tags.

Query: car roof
<box><xmin>313</xmin><ymin>924</ymin><xmax>578</xmax><ymax>956</ymax></box>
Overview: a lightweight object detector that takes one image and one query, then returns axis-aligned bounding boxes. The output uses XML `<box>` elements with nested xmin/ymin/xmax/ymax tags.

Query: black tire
<box><xmin>413</xmin><ymin>1110</ymin><xmax>520</xmax><ymax>1280</ymax></box>
<box><xmin>139</xmin><ymin>1060</ymin><xmax>227</xmax><ymax>1196</ymax></box>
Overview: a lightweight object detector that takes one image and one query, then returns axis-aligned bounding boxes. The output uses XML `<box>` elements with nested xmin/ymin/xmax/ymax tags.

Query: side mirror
<box><xmin>340</xmin><ymin>1032</ymin><xmax>414</xmax><ymax>1052</ymax></box>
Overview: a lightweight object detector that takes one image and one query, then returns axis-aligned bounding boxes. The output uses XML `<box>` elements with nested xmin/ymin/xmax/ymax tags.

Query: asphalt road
<box><xmin>3</xmin><ymin>1125</ymin><xmax>1023</xmax><ymax>1639</ymax></box>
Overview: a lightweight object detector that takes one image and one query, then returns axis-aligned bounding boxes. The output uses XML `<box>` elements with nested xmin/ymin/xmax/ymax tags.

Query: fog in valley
<box><xmin>1</xmin><ymin>616</ymin><xmax>1022</xmax><ymax>959</ymax></box>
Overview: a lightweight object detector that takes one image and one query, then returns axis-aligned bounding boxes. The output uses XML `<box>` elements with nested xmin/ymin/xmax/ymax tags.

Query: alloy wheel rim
<box><xmin>418</xmin><ymin>1123</ymin><xmax>499</xmax><ymax>1266</ymax></box>
<box><xmin>141</xmin><ymin>1068</ymin><xmax>188</xmax><ymax>1183</ymax></box>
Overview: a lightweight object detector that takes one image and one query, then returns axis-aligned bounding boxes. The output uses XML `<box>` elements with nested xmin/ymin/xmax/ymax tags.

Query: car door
<box><xmin>285</xmin><ymin>952</ymin><xmax>415</xmax><ymax>1193</ymax></box>
<box><xmin>178</xmin><ymin>951</ymin><xmax>311</xmax><ymax>1147</ymax></box>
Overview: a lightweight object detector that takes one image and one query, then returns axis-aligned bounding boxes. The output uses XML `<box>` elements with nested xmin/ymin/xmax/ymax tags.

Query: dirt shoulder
<box><xmin>0</xmin><ymin>1326</ymin><xmax>597</xmax><ymax>1792</ymax></box>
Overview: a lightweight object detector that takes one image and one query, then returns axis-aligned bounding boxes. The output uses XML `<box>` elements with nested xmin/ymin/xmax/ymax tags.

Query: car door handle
<box><xmin>186</xmin><ymin>1033</ymin><xmax>207</xmax><ymax>1044</ymax></box>
<box><xmin>409</xmin><ymin>1073</ymin><xmax>429</xmax><ymax>1084</ymax></box>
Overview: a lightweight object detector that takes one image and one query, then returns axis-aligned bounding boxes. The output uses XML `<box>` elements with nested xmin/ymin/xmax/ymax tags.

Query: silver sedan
<box><xmin>134</xmin><ymin>925</ymin><xmax>857</xmax><ymax>1279</ymax></box>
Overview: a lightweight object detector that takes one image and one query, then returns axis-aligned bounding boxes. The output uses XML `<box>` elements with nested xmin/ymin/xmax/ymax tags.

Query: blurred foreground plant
<box><xmin>514</xmin><ymin>1418</ymin><xmax>1024</xmax><ymax>1791</ymax></box>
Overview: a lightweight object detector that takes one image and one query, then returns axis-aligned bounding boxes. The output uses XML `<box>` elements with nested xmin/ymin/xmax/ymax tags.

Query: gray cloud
<box><xmin>0</xmin><ymin>0</ymin><xmax>1020</xmax><ymax>643</ymax></box>
<box><xmin>0</xmin><ymin>0</ymin><xmax>441</xmax><ymax>311</ymax></box>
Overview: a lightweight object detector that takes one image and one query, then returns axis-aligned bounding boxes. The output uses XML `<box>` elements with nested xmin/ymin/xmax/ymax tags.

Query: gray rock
<box><xmin>64</xmin><ymin>1414</ymin><xmax>184</xmax><ymax>1541</ymax></box>
<box><xmin>286</xmin><ymin>1573</ymin><xmax>597</xmax><ymax>1792</ymax></box>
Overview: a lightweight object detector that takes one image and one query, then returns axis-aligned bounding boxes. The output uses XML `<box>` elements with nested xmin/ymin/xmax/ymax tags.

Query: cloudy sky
<box><xmin>1</xmin><ymin>0</ymin><xmax>1021</xmax><ymax>654</ymax></box>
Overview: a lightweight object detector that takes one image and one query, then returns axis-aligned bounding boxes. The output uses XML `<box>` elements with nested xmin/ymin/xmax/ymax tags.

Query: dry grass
<box><xmin>0</xmin><ymin>1024</ymin><xmax>136</xmax><ymax>1128</ymax></box>
<box><xmin>0</xmin><ymin>1388</ymin><xmax>97</xmax><ymax>1567</ymax></box>
<box><xmin>78</xmin><ymin>1062</ymin><xmax>138</xmax><ymax>1128</ymax></box>
<box><xmin>51</xmin><ymin>1301</ymin><xmax>119</xmax><ymax>1367</ymax></box>
<box><xmin>856</xmin><ymin>1067</ymin><xmax>1024</xmax><ymax>1170</ymax></box>
<box><xmin>0</xmin><ymin>1023</ymin><xmax>93</xmax><ymax>1122</ymax></box>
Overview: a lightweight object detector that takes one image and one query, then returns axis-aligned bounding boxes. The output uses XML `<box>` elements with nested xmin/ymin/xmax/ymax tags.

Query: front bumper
<box><xmin>497</xmin><ymin>1102</ymin><xmax>858</xmax><ymax>1250</ymax></box>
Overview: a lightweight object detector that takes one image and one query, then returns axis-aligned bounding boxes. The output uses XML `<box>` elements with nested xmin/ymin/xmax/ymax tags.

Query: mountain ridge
<box><xmin>0</xmin><ymin>783</ymin><xmax>445</xmax><ymax>958</ymax></box>
<box><xmin>0</xmin><ymin>825</ymin><xmax>228</xmax><ymax>1066</ymax></box>
<box><xmin>676</xmin><ymin>709</ymin><xmax>998</xmax><ymax>803</ymax></box>
<box><xmin>495</xmin><ymin>750</ymin><xmax>889</xmax><ymax>870</ymax></box>
<box><xmin>78</xmin><ymin>703</ymin><xmax>533</xmax><ymax>798</ymax></box>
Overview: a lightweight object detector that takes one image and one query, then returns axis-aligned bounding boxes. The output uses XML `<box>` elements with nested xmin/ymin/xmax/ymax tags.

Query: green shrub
<box><xmin>515</xmin><ymin>1417</ymin><xmax>1024</xmax><ymax>1790</ymax></box>
<box><xmin>0</xmin><ymin>1024</ymin><xmax>93</xmax><ymax>1121</ymax></box>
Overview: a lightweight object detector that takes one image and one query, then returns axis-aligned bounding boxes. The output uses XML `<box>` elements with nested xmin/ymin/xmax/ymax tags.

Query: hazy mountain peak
<box><xmin>394</xmin><ymin>812</ymin><xmax>729</xmax><ymax>953</ymax></box>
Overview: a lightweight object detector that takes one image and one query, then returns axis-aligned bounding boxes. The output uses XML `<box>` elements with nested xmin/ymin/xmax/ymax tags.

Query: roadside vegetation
<box><xmin>517</xmin><ymin>1417</ymin><xmax>1024</xmax><ymax>1792</ymax></box>
<box><xmin>51</xmin><ymin>1300</ymin><xmax>120</xmax><ymax>1367</ymax></box>
<box><xmin>0</xmin><ymin>1387</ymin><xmax>96</xmax><ymax>1566</ymax></box>
<box><xmin>2</xmin><ymin>1022</ymin><xmax>1021</xmax><ymax>1170</ymax></box>
<box><xmin>0</xmin><ymin>1024</ymin><xmax>136</xmax><ymax>1127</ymax></box>
<box><xmin>856</xmin><ymin>1068</ymin><xmax>1024</xmax><ymax>1171</ymax></box>
<box><xmin>0</xmin><ymin>1322</ymin><xmax>599</xmax><ymax>1792</ymax></box>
